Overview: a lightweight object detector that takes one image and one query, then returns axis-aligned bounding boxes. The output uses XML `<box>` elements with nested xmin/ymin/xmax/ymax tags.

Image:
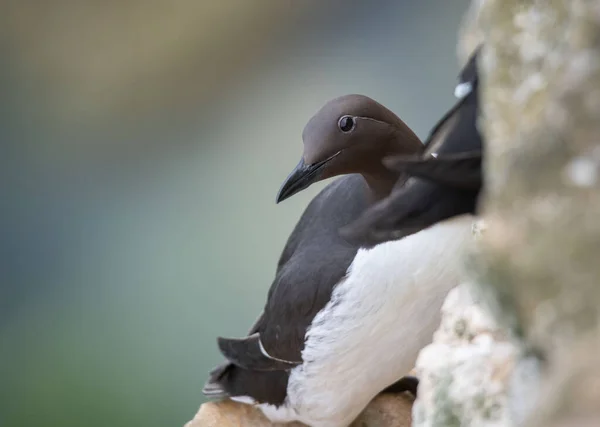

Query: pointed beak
<box><xmin>276</xmin><ymin>152</ymin><xmax>340</xmax><ymax>203</ymax></box>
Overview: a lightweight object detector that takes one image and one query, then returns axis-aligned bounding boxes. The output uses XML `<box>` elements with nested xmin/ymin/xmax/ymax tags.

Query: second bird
<box><xmin>341</xmin><ymin>45</ymin><xmax>483</xmax><ymax>247</ymax></box>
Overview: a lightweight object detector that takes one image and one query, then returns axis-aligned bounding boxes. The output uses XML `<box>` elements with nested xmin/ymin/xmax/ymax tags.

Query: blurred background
<box><xmin>1</xmin><ymin>1</ymin><xmax>470</xmax><ymax>425</ymax></box>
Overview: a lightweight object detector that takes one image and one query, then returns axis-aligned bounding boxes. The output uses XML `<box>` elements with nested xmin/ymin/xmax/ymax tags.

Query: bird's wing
<box><xmin>216</xmin><ymin>333</ymin><xmax>302</xmax><ymax>371</ymax></box>
<box><xmin>216</xmin><ymin>177</ymin><xmax>366</xmax><ymax>372</ymax></box>
<box><xmin>383</xmin><ymin>151</ymin><xmax>482</xmax><ymax>191</ymax></box>
<box><xmin>213</xmin><ymin>310</ymin><xmax>302</xmax><ymax>372</ymax></box>
<box><xmin>339</xmin><ymin>179</ymin><xmax>476</xmax><ymax>247</ymax></box>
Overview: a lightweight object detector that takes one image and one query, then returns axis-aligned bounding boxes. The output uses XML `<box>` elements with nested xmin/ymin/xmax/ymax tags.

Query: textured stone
<box><xmin>457</xmin><ymin>0</ymin><xmax>486</xmax><ymax>64</ymax></box>
<box><xmin>457</xmin><ymin>0</ymin><xmax>600</xmax><ymax>426</ymax></box>
<box><xmin>412</xmin><ymin>283</ymin><xmax>521</xmax><ymax>427</ymax></box>
<box><xmin>185</xmin><ymin>393</ymin><xmax>414</xmax><ymax>427</ymax></box>
<box><xmin>184</xmin><ymin>399</ymin><xmax>306</xmax><ymax>427</ymax></box>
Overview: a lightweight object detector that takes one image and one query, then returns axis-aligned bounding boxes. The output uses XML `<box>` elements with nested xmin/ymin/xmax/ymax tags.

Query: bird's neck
<box><xmin>361</xmin><ymin>135</ymin><xmax>424</xmax><ymax>204</ymax></box>
<box><xmin>361</xmin><ymin>169</ymin><xmax>403</xmax><ymax>204</ymax></box>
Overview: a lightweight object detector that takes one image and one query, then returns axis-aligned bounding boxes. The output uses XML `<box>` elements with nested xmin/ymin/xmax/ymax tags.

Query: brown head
<box><xmin>276</xmin><ymin>94</ymin><xmax>424</xmax><ymax>203</ymax></box>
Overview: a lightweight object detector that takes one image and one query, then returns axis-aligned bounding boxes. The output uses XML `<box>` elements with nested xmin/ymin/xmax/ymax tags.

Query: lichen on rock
<box><xmin>453</xmin><ymin>0</ymin><xmax>600</xmax><ymax>425</ymax></box>
<box><xmin>412</xmin><ymin>283</ymin><xmax>523</xmax><ymax>427</ymax></box>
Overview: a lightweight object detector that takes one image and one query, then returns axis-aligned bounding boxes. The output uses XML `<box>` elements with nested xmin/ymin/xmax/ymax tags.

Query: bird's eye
<box><xmin>338</xmin><ymin>116</ymin><xmax>355</xmax><ymax>133</ymax></box>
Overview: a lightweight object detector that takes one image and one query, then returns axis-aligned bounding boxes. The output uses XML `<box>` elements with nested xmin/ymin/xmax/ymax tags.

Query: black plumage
<box><xmin>205</xmin><ymin>175</ymin><xmax>383</xmax><ymax>405</ymax></box>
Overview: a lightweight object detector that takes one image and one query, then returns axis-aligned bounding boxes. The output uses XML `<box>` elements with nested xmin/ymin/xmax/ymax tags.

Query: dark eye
<box><xmin>338</xmin><ymin>115</ymin><xmax>355</xmax><ymax>133</ymax></box>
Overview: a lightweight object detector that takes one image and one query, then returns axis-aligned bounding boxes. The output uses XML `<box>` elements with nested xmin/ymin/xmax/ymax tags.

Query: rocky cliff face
<box><xmin>411</xmin><ymin>280</ymin><xmax>544</xmax><ymax>427</ymax></box>
<box><xmin>413</xmin><ymin>283</ymin><xmax>520</xmax><ymax>427</ymax></box>
<box><xmin>441</xmin><ymin>0</ymin><xmax>600</xmax><ymax>426</ymax></box>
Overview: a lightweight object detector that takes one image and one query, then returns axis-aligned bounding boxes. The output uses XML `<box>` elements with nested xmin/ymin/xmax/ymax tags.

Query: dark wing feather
<box><xmin>257</xmin><ymin>175</ymin><xmax>368</xmax><ymax>362</ymax></box>
<box><xmin>339</xmin><ymin>47</ymin><xmax>483</xmax><ymax>246</ymax></box>
<box><xmin>204</xmin><ymin>176</ymin><xmax>369</xmax><ymax>405</ymax></box>
<box><xmin>217</xmin><ymin>333</ymin><xmax>301</xmax><ymax>371</ymax></box>
<box><xmin>383</xmin><ymin>151</ymin><xmax>482</xmax><ymax>191</ymax></box>
<box><xmin>339</xmin><ymin>179</ymin><xmax>478</xmax><ymax>247</ymax></box>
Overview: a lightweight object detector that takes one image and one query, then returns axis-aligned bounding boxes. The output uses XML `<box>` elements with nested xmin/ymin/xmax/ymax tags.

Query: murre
<box><xmin>203</xmin><ymin>81</ymin><xmax>478</xmax><ymax>425</ymax></box>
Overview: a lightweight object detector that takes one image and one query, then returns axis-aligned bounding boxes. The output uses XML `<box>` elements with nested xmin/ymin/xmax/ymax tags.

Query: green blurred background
<box><xmin>1</xmin><ymin>1</ymin><xmax>470</xmax><ymax>425</ymax></box>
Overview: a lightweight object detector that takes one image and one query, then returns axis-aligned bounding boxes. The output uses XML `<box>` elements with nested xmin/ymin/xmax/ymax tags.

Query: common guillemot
<box><xmin>203</xmin><ymin>85</ymin><xmax>478</xmax><ymax>426</ymax></box>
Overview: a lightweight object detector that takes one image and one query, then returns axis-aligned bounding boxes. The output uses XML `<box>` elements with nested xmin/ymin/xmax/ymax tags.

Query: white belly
<box><xmin>259</xmin><ymin>214</ymin><xmax>475</xmax><ymax>427</ymax></box>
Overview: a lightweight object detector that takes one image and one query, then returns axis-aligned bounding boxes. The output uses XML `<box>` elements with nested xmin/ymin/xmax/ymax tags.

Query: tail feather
<box><xmin>202</xmin><ymin>361</ymin><xmax>289</xmax><ymax>406</ymax></box>
<box><xmin>202</xmin><ymin>381</ymin><xmax>229</xmax><ymax>399</ymax></box>
<box><xmin>202</xmin><ymin>362</ymin><xmax>232</xmax><ymax>400</ymax></box>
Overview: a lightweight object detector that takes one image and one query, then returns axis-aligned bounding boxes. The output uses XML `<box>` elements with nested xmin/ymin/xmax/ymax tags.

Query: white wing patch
<box><xmin>454</xmin><ymin>82</ymin><xmax>473</xmax><ymax>99</ymax></box>
<box><xmin>230</xmin><ymin>395</ymin><xmax>257</xmax><ymax>405</ymax></box>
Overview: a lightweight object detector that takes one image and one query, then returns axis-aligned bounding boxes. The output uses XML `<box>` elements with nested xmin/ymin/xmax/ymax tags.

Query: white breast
<box><xmin>259</xmin><ymin>214</ymin><xmax>475</xmax><ymax>427</ymax></box>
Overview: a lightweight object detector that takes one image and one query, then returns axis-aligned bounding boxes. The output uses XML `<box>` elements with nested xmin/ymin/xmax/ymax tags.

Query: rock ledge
<box><xmin>185</xmin><ymin>393</ymin><xmax>414</xmax><ymax>427</ymax></box>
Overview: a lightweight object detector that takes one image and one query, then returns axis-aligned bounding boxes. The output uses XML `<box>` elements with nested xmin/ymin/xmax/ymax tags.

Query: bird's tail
<box><xmin>202</xmin><ymin>362</ymin><xmax>232</xmax><ymax>400</ymax></box>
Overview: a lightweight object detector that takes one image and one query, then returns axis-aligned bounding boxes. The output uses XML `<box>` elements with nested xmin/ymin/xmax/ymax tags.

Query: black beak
<box><xmin>276</xmin><ymin>152</ymin><xmax>340</xmax><ymax>203</ymax></box>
